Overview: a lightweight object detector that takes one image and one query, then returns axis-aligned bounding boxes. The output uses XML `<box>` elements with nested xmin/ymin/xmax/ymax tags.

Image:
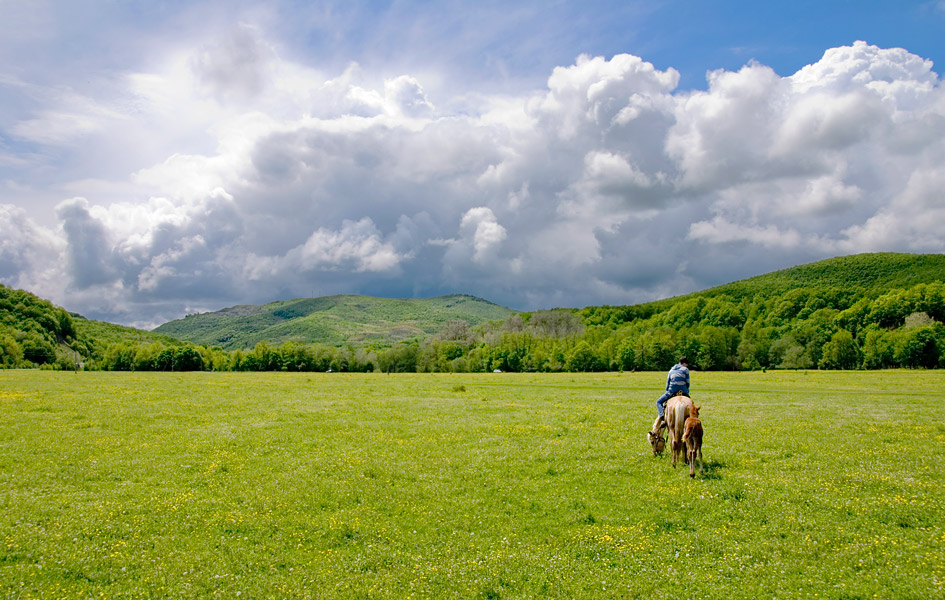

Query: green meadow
<box><xmin>1</xmin><ymin>371</ymin><xmax>943</xmax><ymax>599</ymax></box>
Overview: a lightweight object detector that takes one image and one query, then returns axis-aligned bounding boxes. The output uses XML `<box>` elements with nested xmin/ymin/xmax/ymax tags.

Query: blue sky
<box><xmin>640</xmin><ymin>1</ymin><xmax>945</xmax><ymax>88</ymax></box>
<box><xmin>9</xmin><ymin>1</ymin><xmax>942</xmax><ymax>90</ymax></box>
<box><xmin>1</xmin><ymin>0</ymin><xmax>944</xmax><ymax>327</ymax></box>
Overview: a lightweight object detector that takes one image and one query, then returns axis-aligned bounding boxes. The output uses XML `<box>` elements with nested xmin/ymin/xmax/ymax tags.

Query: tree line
<box><xmin>2</xmin><ymin>281</ymin><xmax>944</xmax><ymax>372</ymax></box>
<box><xmin>89</xmin><ymin>282</ymin><xmax>945</xmax><ymax>372</ymax></box>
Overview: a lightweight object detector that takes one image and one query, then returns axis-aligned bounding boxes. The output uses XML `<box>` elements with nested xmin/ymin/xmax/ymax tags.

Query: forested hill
<box><xmin>3</xmin><ymin>252</ymin><xmax>945</xmax><ymax>372</ymax></box>
<box><xmin>709</xmin><ymin>252</ymin><xmax>945</xmax><ymax>296</ymax></box>
<box><xmin>153</xmin><ymin>294</ymin><xmax>516</xmax><ymax>350</ymax></box>
<box><xmin>0</xmin><ymin>283</ymin><xmax>183</xmax><ymax>368</ymax></box>
<box><xmin>579</xmin><ymin>252</ymin><xmax>945</xmax><ymax>326</ymax></box>
<box><xmin>558</xmin><ymin>252</ymin><xmax>945</xmax><ymax>372</ymax></box>
<box><xmin>0</xmin><ymin>283</ymin><xmax>77</xmax><ymax>368</ymax></box>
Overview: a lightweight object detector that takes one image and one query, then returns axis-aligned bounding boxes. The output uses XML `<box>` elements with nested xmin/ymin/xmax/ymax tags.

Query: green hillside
<box><xmin>580</xmin><ymin>252</ymin><xmax>945</xmax><ymax>324</ymax></box>
<box><xmin>73</xmin><ymin>316</ymin><xmax>182</xmax><ymax>351</ymax></box>
<box><xmin>0</xmin><ymin>284</ymin><xmax>78</xmax><ymax>368</ymax></box>
<box><xmin>708</xmin><ymin>252</ymin><xmax>945</xmax><ymax>297</ymax></box>
<box><xmin>153</xmin><ymin>294</ymin><xmax>517</xmax><ymax>350</ymax></box>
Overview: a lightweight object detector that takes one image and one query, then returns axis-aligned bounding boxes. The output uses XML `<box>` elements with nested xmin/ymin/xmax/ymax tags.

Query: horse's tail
<box><xmin>672</xmin><ymin>399</ymin><xmax>690</xmax><ymax>439</ymax></box>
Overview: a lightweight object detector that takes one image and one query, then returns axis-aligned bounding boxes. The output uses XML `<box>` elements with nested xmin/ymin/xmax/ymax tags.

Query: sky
<box><xmin>1</xmin><ymin>1</ymin><xmax>944</xmax><ymax>328</ymax></box>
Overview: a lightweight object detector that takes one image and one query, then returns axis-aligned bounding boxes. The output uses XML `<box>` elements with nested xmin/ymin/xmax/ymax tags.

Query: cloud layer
<box><xmin>2</xmin><ymin>35</ymin><xmax>943</xmax><ymax>327</ymax></box>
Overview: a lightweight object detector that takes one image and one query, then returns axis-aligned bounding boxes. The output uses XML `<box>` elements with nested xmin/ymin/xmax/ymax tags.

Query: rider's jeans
<box><xmin>656</xmin><ymin>388</ymin><xmax>688</xmax><ymax>418</ymax></box>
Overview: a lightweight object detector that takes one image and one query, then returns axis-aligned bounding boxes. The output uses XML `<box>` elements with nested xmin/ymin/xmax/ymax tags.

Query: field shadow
<box><xmin>695</xmin><ymin>458</ymin><xmax>726</xmax><ymax>480</ymax></box>
<box><xmin>643</xmin><ymin>447</ymin><xmax>726</xmax><ymax>480</ymax></box>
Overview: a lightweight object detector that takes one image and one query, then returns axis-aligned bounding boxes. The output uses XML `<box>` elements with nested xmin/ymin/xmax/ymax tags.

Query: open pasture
<box><xmin>1</xmin><ymin>370</ymin><xmax>943</xmax><ymax>598</ymax></box>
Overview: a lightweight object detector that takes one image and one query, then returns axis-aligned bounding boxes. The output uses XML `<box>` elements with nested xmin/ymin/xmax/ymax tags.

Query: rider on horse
<box><xmin>654</xmin><ymin>356</ymin><xmax>690</xmax><ymax>431</ymax></box>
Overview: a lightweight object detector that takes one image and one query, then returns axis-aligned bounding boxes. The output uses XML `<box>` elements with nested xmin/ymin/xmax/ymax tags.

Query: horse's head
<box><xmin>691</xmin><ymin>404</ymin><xmax>701</xmax><ymax>418</ymax></box>
<box><xmin>647</xmin><ymin>430</ymin><xmax>666</xmax><ymax>456</ymax></box>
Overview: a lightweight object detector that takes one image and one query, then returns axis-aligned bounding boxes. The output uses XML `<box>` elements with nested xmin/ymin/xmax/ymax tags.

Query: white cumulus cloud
<box><xmin>1</xmin><ymin>35</ymin><xmax>943</xmax><ymax>325</ymax></box>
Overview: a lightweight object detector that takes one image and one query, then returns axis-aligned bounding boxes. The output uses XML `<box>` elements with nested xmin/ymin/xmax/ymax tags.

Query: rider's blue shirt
<box><xmin>665</xmin><ymin>363</ymin><xmax>690</xmax><ymax>395</ymax></box>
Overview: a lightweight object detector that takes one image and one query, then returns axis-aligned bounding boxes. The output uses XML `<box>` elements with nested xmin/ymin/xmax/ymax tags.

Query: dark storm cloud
<box><xmin>56</xmin><ymin>198</ymin><xmax>119</xmax><ymax>288</ymax></box>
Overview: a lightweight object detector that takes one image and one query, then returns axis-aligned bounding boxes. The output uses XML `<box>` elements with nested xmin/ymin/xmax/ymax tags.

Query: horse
<box><xmin>664</xmin><ymin>393</ymin><xmax>694</xmax><ymax>469</ymax></box>
<box><xmin>682</xmin><ymin>404</ymin><xmax>704</xmax><ymax>478</ymax></box>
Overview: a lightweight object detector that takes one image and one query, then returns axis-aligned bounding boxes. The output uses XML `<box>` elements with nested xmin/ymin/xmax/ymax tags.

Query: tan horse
<box><xmin>665</xmin><ymin>393</ymin><xmax>694</xmax><ymax>468</ymax></box>
<box><xmin>682</xmin><ymin>404</ymin><xmax>704</xmax><ymax>478</ymax></box>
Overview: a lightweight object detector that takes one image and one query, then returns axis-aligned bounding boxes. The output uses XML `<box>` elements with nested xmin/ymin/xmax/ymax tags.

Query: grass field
<box><xmin>1</xmin><ymin>370</ymin><xmax>943</xmax><ymax>599</ymax></box>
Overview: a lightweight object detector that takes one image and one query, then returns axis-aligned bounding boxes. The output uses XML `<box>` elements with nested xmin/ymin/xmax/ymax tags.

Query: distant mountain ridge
<box><xmin>153</xmin><ymin>294</ymin><xmax>516</xmax><ymax>350</ymax></box>
<box><xmin>139</xmin><ymin>253</ymin><xmax>945</xmax><ymax>351</ymax></box>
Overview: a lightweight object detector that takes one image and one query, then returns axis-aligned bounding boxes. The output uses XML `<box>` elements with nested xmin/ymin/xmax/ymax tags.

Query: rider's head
<box><xmin>678</xmin><ymin>356</ymin><xmax>689</xmax><ymax>366</ymax></box>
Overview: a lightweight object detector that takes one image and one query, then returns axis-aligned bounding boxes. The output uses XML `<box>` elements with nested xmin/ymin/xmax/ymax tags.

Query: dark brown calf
<box><xmin>682</xmin><ymin>404</ymin><xmax>704</xmax><ymax>478</ymax></box>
